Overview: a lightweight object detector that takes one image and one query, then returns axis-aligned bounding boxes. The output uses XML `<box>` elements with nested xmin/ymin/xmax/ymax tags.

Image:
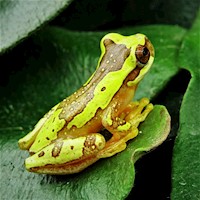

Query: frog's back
<box><xmin>58</xmin><ymin>41</ymin><xmax>131</xmax><ymax>128</ymax></box>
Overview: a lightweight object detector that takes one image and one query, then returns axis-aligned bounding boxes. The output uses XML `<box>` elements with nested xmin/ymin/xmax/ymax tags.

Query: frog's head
<box><xmin>99</xmin><ymin>33</ymin><xmax>155</xmax><ymax>86</ymax></box>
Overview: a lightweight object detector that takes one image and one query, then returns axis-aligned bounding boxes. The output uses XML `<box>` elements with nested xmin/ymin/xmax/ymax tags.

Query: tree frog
<box><xmin>18</xmin><ymin>33</ymin><xmax>155</xmax><ymax>175</ymax></box>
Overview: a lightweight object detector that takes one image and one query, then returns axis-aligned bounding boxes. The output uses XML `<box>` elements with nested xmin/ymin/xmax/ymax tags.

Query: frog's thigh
<box><xmin>25</xmin><ymin>133</ymin><xmax>106</xmax><ymax>174</ymax></box>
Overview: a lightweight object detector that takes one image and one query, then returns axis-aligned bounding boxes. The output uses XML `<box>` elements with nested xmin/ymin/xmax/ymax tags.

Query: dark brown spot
<box><xmin>101</xmin><ymin>86</ymin><xmax>106</xmax><ymax>91</ymax></box>
<box><xmin>38</xmin><ymin>151</ymin><xmax>45</xmax><ymax>157</ymax></box>
<box><xmin>52</xmin><ymin>140</ymin><xmax>63</xmax><ymax>157</ymax></box>
<box><xmin>70</xmin><ymin>146</ymin><xmax>74</xmax><ymax>150</ymax></box>
<box><xmin>46</xmin><ymin>137</ymin><xmax>50</xmax><ymax>140</ymax></box>
<box><xmin>52</xmin><ymin>129</ymin><xmax>54</xmax><ymax>132</ymax></box>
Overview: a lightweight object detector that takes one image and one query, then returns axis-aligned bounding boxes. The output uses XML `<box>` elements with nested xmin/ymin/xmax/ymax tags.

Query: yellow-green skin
<box><xmin>18</xmin><ymin>33</ymin><xmax>155</xmax><ymax>175</ymax></box>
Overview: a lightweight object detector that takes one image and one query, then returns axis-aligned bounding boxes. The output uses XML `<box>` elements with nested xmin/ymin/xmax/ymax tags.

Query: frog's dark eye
<box><xmin>135</xmin><ymin>45</ymin><xmax>150</xmax><ymax>64</ymax></box>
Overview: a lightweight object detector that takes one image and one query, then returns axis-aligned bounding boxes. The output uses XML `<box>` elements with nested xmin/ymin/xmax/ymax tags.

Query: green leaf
<box><xmin>171</xmin><ymin>10</ymin><xmax>200</xmax><ymax>200</ymax></box>
<box><xmin>0</xmin><ymin>25</ymin><xmax>182</xmax><ymax>199</ymax></box>
<box><xmin>0</xmin><ymin>107</ymin><xmax>170</xmax><ymax>200</ymax></box>
<box><xmin>0</xmin><ymin>0</ymin><xmax>72</xmax><ymax>53</ymax></box>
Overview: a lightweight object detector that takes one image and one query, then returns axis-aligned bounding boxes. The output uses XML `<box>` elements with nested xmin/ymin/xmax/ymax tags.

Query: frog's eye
<box><xmin>135</xmin><ymin>45</ymin><xmax>150</xmax><ymax>65</ymax></box>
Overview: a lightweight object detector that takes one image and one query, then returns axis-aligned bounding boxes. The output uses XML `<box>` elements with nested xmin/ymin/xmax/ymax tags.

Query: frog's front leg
<box><xmin>25</xmin><ymin>134</ymin><xmax>106</xmax><ymax>174</ymax></box>
<box><xmin>98</xmin><ymin>98</ymin><xmax>153</xmax><ymax>158</ymax></box>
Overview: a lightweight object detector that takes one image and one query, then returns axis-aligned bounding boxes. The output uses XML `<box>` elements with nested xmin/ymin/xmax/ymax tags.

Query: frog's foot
<box><xmin>123</xmin><ymin>98</ymin><xmax>153</xmax><ymax>128</ymax></box>
<box><xmin>99</xmin><ymin>98</ymin><xmax>153</xmax><ymax>158</ymax></box>
<box><xmin>25</xmin><ymin>134</ymin><xmax>106</xmax><ymax>175</ymax></box>
<box><xmin>97</xmin><ymin>126</ymin><xmax>138</xmax><ymax>158</ymax></box>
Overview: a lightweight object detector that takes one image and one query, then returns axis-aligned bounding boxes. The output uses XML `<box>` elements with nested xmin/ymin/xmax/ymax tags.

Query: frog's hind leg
<box><xmin>18</xmin><ymin>104</ymin><xmax>59</xmax><ymax>150</ymax></box>
<box><xmin>25</xmin><ymin>133</ymin><xmax>106</xmax><ymax>174</ymax></box>
<box><xmin>98</xmin><ymin>98</ymin><xmax>153</xmax><ymax>158</ymax></box>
